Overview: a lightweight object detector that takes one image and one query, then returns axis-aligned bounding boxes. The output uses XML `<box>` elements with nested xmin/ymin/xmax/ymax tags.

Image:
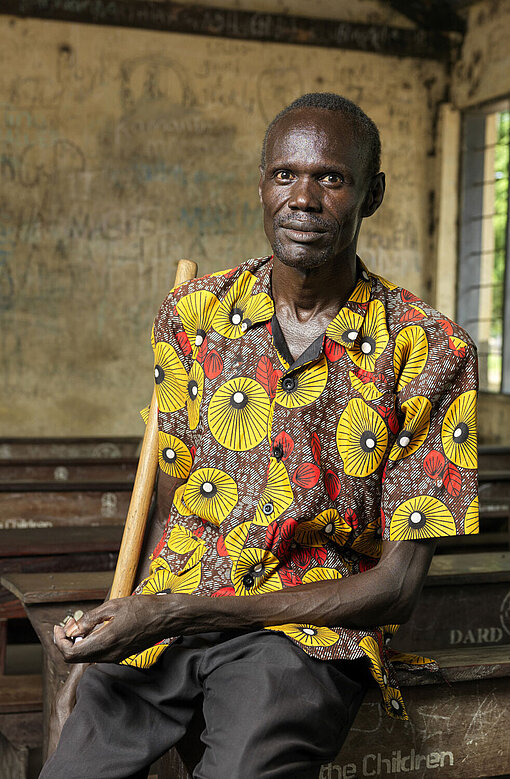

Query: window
<box><xmin>458</xmin><ymin>101</ymin><xmax>510</xmax><ymax>393</ymax></box>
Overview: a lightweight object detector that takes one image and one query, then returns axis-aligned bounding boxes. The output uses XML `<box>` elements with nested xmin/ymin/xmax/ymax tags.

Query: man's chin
<box><xmin>272</xmin><ymin>241</ymin><xmax>332</xmax><ymax>271</ymax></box>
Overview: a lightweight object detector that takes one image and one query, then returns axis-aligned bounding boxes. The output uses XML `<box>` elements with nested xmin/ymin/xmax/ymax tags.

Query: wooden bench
<box><xmin>0</xmin><ymin>457</ymin><xmax>138</xmax><ymax>483</ymax></box>
<box><xmin>437</xmin><ymin>469</ymin><xmax>510</xmax><ymax>552</ymax></box>
<box><xmin>2</xmin><ymin>564</ymin><xmax>510</xmax><ymax>779</ymax></box>
<box><xmin>0</xmin><ymin>526</ymin><xmax>123</xmax><ymax>673</ymax></box>
<box><xmin>0</xmin><ymin>437</ymin><xmax>141</xmax><ymax>460</ymax></box>
<box><xmin>0</xmin><ymin>570</ymin><xmax>175</xmax><ymax>777</ymax></box>
<box><xmin>0</xmin><ymin>482</ymin><xmax>132</xmax><ymax>528</ymax></box>
<box><xmin>324</xmin><ymin>645</ymin><xmax>510</xmax><ymax>779</ymax></box>
<box><xmin>397</xmin><ymin>550</ymin><xmax>510</xmax><ymax>650</ymax></box>
<box><xmin>0</xmin><ymin>674</ymin><xmax>43</xmax><ymax>779</ymax></box>
<box><xmin>478</xmin><ymin>445</ymin><xmax>510</xmax><ymax>471</ymax></box>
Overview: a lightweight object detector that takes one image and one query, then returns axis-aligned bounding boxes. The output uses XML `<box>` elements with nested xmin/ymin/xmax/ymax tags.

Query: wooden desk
<box><xmin>3</xmin><ymin>561</ymin><xmax>510</xmax><ymax>779</ymax></box>
<box><xmin>0</xmin><ymin>571</ymin><xmax>112</xmax><ymax>758</ymax></box>
<box><xmin>0</xmin><ymin>457</ymin><xmax>138</xmax><ymax>483</ymax></box>
<box><xmin>0</xmin><ymin>437</ymin><xmax>141</xmax><ymax>460</ymax></box>
<box><xmin>0</xmin><ymin>526</ymin><xmax>123</xmax><ymax>672</ymax></box>
<box><xmin>397</xmin><ymin>550</ymin><xmax>510</xmax><ymax>650</ymax></box>
<box><xmin>0</xmin><ymin>571</ymin><xmax>189</xmax><ymax>778</ymax></box>
<box><xmin>0</xmin><ymin>482</ymin><xmax>132</xmax><ymax>528</ymax></box>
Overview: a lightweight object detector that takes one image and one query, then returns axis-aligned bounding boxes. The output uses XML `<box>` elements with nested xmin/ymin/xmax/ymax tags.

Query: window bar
<box><xmin>457</xmin><ymin>113</ymin><xmax>486</xmax><ymax>347</ymax></box>
<box><xmin>502</xmin><ymin>126</ymin><xmax>510</xmax><ymax>393</ymax></box>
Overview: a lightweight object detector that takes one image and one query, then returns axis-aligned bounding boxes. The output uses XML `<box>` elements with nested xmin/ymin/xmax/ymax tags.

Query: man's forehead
<box><xmin>265</xmin><ymin>107</ymin><xmax>363</xmax><ymax>165</ymax></box>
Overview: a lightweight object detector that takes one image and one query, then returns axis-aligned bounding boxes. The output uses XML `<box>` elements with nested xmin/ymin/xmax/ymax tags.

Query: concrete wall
<box><xmin>0</xmin><ymin>11</ymin><xmax>446</xmax><ymax>436</ymax></box>
<box><xmin>451</xmin><ymin>0</ymin><xmax>510</xmax><ymax>443</ymax></box>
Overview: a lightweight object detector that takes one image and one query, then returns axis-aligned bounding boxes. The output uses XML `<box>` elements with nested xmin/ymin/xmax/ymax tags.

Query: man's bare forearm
<box><xmin>55</xmin><ymin>537</ymin><xmax>435</xmax><ymax>664</ymax></box>
<box><xmin>157</xmin><ymin>538</ymin><xmax>434</xmax><ymax>635</ymax></box>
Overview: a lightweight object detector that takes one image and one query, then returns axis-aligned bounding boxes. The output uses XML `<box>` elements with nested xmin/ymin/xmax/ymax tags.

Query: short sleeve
<box><xmin>381</xmin><ymin>329</ymin><xmax>479</xmax><ymax>541</ymax></box>
<box><xmin>149</xmin><ymin>291</ymin><xmax>196</xmax><ymax>479</ymax></box>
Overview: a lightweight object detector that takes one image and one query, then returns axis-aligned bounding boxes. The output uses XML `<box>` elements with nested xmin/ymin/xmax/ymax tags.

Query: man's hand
<box><xmin>53</xmin><ymin>595</ymin><xmax>169</xmax><ymax>664</ymax></box>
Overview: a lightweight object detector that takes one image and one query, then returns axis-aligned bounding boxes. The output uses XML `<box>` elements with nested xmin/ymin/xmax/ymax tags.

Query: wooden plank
<box><xmin>0</xmin><ymin>490</ymin><xmax>131</xmax><ymax>528</ymax></box>
<box><xmin>437</xmin><ymin>532</ymin><xmax>509</xmax><ymax>551</ymax></box>
<box><xmin>0</xmin><ymin>438</ymin><xmax>140</xmax><ymax>460</ymax></box>
<box><xmin>0</xmin><ymin>676</ymin><xmax>42</xmax><ymax>714</ymax></box>
<box><xmin>427</xmin><ymin>551</ymin><xmax>510</xmax><ymax>584</ymax></box>
<box><xmin>327</xmin><ymin>677</ymin><xmax>510</xmax><ymax>779</ymax></box>
<box><xmin>0</xmin><ymin>600</ymin><xmax>25</xmax><ymax>621</ymax></box>
<box><xmin>1</xmin><ymin>571</ymin><xmax>113</xmax><ymax>604</ymax></box>
<box><xmin>0</xmin><ymin>552</ymin><xmax>117</xmax><ymax>610</ymax></box>
<box><xmin>0</xmin><ymin>525</ymin><xmax>123</xmax><ymax>558</ymax></box>
<box><xmin>0</xmin><ymin>730</ymin><xmax>29</xmax><ymax>779</ymax></box>
<box><xmin>1</xmin><ymin>0</ymin><xmax>452</xmax><ymax>61</ymax></box>
<box><xmin>478</xmin><ymin>450</ymin><xmax>510</xmax><ymax>470</ymax></box>
<box><xmin>0</xmin><ymin>481</ymin><xmax>134</xmax><ymax>493</ymax></box>
<box><xmin>396</xmin><ymin>579</ymin><xmax>510</xmax><ymax>651</ymax></box>
<box><xmin>0</xmin><ymin>711</ymin><xmax>42</xmax><ymax>749</ymax></box>
<box><xmin>395</xmin><ymin>645</ymin><xmax>510</xmax><ymax>686</ymax></box>
<box><xmin>0</xmin><ymin>458</ymin><xmax>138</xmax><ymax>483</ymax></box>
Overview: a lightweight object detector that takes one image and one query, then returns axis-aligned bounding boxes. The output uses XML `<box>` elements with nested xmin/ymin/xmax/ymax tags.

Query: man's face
<box><xmin>259</xmin><ymin>107</ymin><xmax>378</xmax><ymax>271</ymax></box>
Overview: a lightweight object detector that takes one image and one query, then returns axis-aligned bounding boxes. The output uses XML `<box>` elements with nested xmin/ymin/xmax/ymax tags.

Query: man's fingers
<box><xmin>63</xmin><ymin>606</ymin><xmax>112</xmax><ymax>639</ymax></box>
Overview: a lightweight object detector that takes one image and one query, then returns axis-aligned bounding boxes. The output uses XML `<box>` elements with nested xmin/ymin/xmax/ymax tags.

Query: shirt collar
<box><xmin>246</xmin><ymin>256</ymin><xmax>373</xmax><ymax>374</ymax></box>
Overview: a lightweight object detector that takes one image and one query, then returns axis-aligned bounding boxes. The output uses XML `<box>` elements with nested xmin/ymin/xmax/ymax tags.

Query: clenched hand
<box><xmin>53</xmin><ymin>595</ymin><xmax>173</xmax><ymax>664</ymax></box>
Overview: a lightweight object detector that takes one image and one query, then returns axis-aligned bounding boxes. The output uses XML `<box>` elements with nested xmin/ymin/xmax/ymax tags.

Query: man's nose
<box><xmin>288</xmin><ymin>176</ymin><xmax>321</xmax><ymax>211</ymax></box>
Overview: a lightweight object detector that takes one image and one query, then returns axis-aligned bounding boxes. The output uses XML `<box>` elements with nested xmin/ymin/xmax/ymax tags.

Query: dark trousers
<box><xmin>40</xmin><ymin>631</ymin><xmax>369</xmax><ymax>779</ymax></box>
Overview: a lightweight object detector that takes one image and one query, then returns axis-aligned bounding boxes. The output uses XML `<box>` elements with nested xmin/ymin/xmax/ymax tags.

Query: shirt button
<box><xmin>273</xmin><ymin>444</ymin><xmax>283</xmax><ymax>460</ymax></box>
<box><xmin>282</xmin><ymin>376</ymin><xmax>296</xmax><ymax>391</ymax></box>
<box><xmin>262</xmin><ymin>501</ymin><xmax>274</xmax><ymax>515</ymax></box>
<box><xmin>243</xmin><ymin>574</ymin><xmax>254</xmax><ymax>589</ymax></box>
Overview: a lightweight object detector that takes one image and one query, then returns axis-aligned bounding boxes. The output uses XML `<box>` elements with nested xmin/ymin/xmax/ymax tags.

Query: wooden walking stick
<box><xmin>109</xmin><ymin>259</ymin><xmax>198</xmax><ymax>600</ymax></box>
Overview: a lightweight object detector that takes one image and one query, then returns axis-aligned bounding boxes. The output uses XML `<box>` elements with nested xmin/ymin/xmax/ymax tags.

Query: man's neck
<box><xmin>271</xmin><ymin>251</ymin><xmax>358</xmax><ymax>322</ymax></box>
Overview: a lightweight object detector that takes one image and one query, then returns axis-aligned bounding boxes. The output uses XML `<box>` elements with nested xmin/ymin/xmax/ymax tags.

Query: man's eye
<box><xmin>274</xmin><ymin>171</ymin><xmax>295</xmax><ymax>181</ymax></box>
<box><xmin>320</xmin><ymin>173</ymin><xmax>344</xmax><ymax>184</ymax></box>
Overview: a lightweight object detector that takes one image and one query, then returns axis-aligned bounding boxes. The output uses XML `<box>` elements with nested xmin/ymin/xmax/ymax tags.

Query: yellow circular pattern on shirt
<box><xmin>393</xmin><ymin>326</ymin><xmax>429</xmax><ymax>392</ymax></box>
<box><xmin>464</xmin><ymin>496</ymin><xmax>479</xmax><ymax>535</ymax></box>
<box><xmin>176</xmin><ymin>290</ymin><xmax>219</xmax><ymax>358</ymax></box>
<box><xmin>187</xmin><ymin>361</ymin><xmax>204</xmax><ymax>431</ymax></box>
<box><xmin>208</xmin><ymin>376</ymin><xmax>270</xmax><ymax>451</ymax></box>
<box><xmin>231</xmin><ymin>547</ymin><xmax>282</xmax><ymax>596</ymax></box>
<box><xmin>212</xmin><ymin>271</ymin><xmax>257</xmax><ymax>339</ymax></box>
<box><xmin>441</xmin><ymin>390</ymin><xmax>477</xmax><ymax>470</ymax></box>
<box><xmin>302</xmin><ymin>567</ymin><xmax>342</xmax><ymax>583</ymax></box>
<box><xmin>389</xmin><ymin>495</ymin><xmax>456</xmax><ymax>540</ymax></box>
<box><xmin>158</xmin><ymin>432</ymin><xmax>193</xmax><ymax>479</ymax></box>
<box><xmin>153</xmin><ymin>341</ymin><xmax>188</xmax><ymax>413</ymax></box>
<box><xmin>336</xmin><ymin>398</ymin><xmax>388</xmax><ymax>477</ymax></box>
<box><xmin>348</xmin><ymin>299</ymin><xmax>389</xmax><ymax>373</ymax></box>
<box><xmin>265</xmin><ymin>623</ymin><xmax>339</xmax><ymax>648</ymax></box>
<box><xmin>351</xmin><ymin>518</ymin><xmax>383</xmax><ymax>559</ymax></box>
<box><xmin>183</xmin><ymin>467</ymin><xmax>238</xmax><ymax>524</ymax></box>
<box><xmin>326</xmin><ymin>307</ymin><xmax>364</xmax><ymax>346</ymax></box>
<box><xmin>275</xmin><ymin>357</ymin><xmax>328</xmax><ymax>409</ymax></box>
<box><xmin>253</xmin><ymin>459</ymin><xmax>293</xmax><ymax>526</ymax></box>
<box><xmin>388</xmin><ymin>396</ymin><xmax>431</xmax><ymax>462</ymax></box>
<box><xmin>295</xmin><ymin>509</ymin><xmax>350</xmax><ymax>548</ymax></box>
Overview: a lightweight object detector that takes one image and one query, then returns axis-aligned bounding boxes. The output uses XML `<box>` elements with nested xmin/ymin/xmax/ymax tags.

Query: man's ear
<box><xmin>362</xmin><ymin>172</ymin><xmax>385</xmax><ymax>218</ymax></box>
<box><xmin>258</xmin><ymin>165</ymin><xmax>264</xmax><ymax>204</ymax></box>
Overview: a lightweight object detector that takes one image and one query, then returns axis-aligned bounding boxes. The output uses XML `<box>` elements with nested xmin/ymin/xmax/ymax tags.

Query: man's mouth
<box><xmin>278</xmin><ymin>219</ymin><xmax>328</xmax><ymax>243</ymax></box>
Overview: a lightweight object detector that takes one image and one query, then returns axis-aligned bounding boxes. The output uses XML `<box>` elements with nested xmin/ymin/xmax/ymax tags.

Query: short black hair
<box><xmin>261</xmin><ymin>92</ymin><xmax>381</xmax><ymax>180</ymax></box>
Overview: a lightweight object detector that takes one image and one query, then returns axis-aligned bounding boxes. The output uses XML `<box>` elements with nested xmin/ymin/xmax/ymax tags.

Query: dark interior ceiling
<box><xmin>1</xmin><ymin>0</ymin><xmax>486</xmax><ymax>61</ymax></box>
<box><xmin>384</xmin><ymin>0</ymin><xmax>481</xmax><ymax>33</ymax></box>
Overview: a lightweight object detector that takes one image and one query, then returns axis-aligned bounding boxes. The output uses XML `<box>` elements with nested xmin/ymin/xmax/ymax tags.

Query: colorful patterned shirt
<box><xmin>122</xmin><ymin>255</ymin><xmax>479</xmax><ymax>720</ymax></box>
